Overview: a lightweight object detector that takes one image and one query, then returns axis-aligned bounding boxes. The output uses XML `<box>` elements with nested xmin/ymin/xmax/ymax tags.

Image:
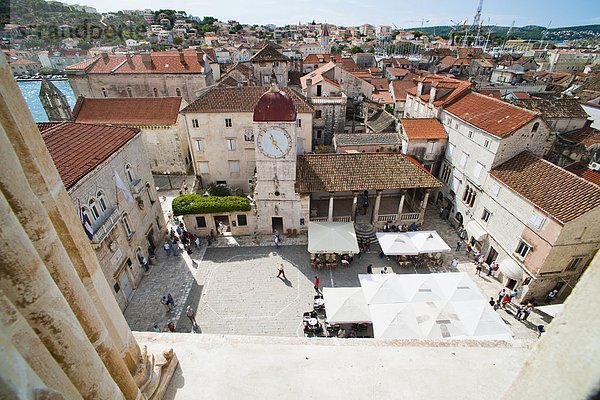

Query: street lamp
<box><xmin>164</xmin><ymin>170</ymin><xmax>173</xmax><ymax>190</ymax></box>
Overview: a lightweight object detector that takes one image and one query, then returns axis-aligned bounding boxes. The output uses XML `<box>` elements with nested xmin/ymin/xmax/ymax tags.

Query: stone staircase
<box><xmin>354</xmin><ymin>214</ymin><xmax>378</xmax><ymax>243</ymax></box>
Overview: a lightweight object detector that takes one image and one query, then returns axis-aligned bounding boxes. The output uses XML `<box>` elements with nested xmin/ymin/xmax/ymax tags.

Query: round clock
<box><xmin>257</xmin><ymin>128</ymin><xmax>292</xmax><ymax>159</ymax></box>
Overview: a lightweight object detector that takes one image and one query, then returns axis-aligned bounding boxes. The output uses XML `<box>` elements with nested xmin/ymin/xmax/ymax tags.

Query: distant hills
<box><xmin>411</xmin><ymin>24</ymin><xmax>600</xmax><ymax>41</ymax></box>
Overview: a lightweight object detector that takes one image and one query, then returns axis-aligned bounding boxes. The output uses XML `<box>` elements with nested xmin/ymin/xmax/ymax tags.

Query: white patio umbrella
<box><xmin>307</xmin><ymin>221</ymin><xmax>359</xmax><ymax>254</ymax></box>
<box><xmin>407</xmin><ymin>231</ymin><xmax>452</xmax><ymax>254</ymax></box>
<box><xmin>322</xmin><ymin>287</ymin><xmax>372</xmax><ymax>324</ymax></box>
<box><xmin>376</xmin><ymin>232</ymin><xmax>419</xmax><ymax>256</ymax></box>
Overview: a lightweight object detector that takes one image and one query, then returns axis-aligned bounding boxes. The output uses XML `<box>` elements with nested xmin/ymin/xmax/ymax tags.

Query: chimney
<box><xmin>126</xmin><ymin>53</ymin><xmax>132</xmax><ymax>64</ymax></box>
<box><xmin>101</xmin><ymin>52</ymin><xmax>109</xmax><ymax>61</ymax></box>
<box><xmin>141</xmin><ymin>52</ymin><xmax>152</xmax><ymax>68</ymax></box>
<box><xmin>306</xmin><ymin>78</ymin><xmax>312</xmax><ymax>98</ymax></box>
<box><xmin>178</xmin><ymin>48</ymin><xmax>186</xmax><ymax>65</ymax></box>
<box><xmin>196</xmin><ymin>49</ymin><xmax>202</xmax><ymax>64</ymax></box>
<box><xmin>416</xmin><ymin>81</ymin><xmax>423</xmax><ymax>97</ymax></box>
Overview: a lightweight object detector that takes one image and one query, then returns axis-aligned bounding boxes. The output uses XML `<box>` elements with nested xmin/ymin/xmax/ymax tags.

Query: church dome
<box><xmin>253</xmin><ymin>84</ymin><xmax>297</xmax><ymax>122</ymax></box>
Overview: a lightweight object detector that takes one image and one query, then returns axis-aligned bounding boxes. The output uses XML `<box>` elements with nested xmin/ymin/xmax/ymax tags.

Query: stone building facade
<box><xmin>72</xmin><ymin>96</ymin><xmax>191</xmax><ymax>174</ymax></box>
<box><xmin>301</xmin><ymin>76</ymin><xmax>347</xmax><ymax>145</ymax></box>
<box><xmin>399</xmin><ymin>118</ymin><xmax>448</xmax><ymax>175</ymax></box>
<box><xmin>250</xmin><ymin>43</ymin><xmax>290</xmax><ymax>87</ymax></box>
<box><xmin>39</xmin><ymin>122</ymin><xmax>165</xmax><ymax>311</ymax></box>
<box><xmin>181</xmin><ymin>86</ymin><xmax>313</xmax><ymax>192</ymax></box>
<box><xmin>65</xmin><ymin>49</ymin><xmax>215</xmax><ymax>103</ymax></box>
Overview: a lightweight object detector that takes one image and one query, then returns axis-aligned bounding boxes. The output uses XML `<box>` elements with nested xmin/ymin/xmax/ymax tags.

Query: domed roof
<box><xmin>253</xmin><ymin>84</ymin><xmax>297</xmax><ymax>122</ymax></box>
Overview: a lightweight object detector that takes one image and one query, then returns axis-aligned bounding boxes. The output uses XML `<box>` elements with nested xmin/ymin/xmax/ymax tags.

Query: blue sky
<box><xmin>64</xmin><ymin>0</ymin><xmax>599</xmax><ymax>28</ymax></box>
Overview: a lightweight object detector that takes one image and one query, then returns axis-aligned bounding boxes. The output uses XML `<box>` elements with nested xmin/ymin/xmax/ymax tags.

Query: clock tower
<box><xmin>253</xmin><ymin>84</ymin><xmax>303</xmax><ymax>234</ymax></box>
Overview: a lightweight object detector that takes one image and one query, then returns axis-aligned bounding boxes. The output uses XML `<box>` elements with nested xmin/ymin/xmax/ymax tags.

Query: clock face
<box><xmin>258</xmin><ymin>128</ymin><xmax>292</xmax><ymax>159</ymax></box>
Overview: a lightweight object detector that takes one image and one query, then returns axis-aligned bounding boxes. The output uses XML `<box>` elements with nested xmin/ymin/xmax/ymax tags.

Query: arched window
<box><xmin>146</xmin><ymin>183</ymin><xmax>155</xmax><ymax>204</ymax></box>
<box><xmin>531</xmin><ymin>122</ymin><xmax>539</xmax><ymax>133</ymax></box>
<box><xmin>97</xmin><ymin>191</ymin><xmax>108</xmax><ymax>212</ymax></box>
<box><xmin>126</xmin><ymin>87</ymin><xmax>133</xmax><ymax>97</ymax></box>
<box><xmin>125</xmin><ymin>164</ymin><xmax>135</xmax><ymax>184</ymax></box>
<box><xmin>88</xmin><ymin>198</ymin><xmax>100</xmax><ymax>220</ymax></box>
<box><xmin>469</xmin><ymin>192</ymin><xmax>477</xmax><ymax>208</ymax></box>
<box><xmin>122</xmin><ymin>213</ymin><xmax>133</xmax><ymax>236</ymax></box>
<box><xmin>81</xmin><ymin>206</ymin><xmax>92</xmax><ymax>224</ymax></box>
<box><xmin>153</xmin><ymin>88</ymin><xmax>158</xmax><ymax>97</ymax></box>
<box><xmin>175</xmin><ymin>88</ymin><xmax>181</xmax><ymax>97</ymax></box>
<box><xmin>101</xmin><ymin>88</ymin><xmax>108</xmax><ymax>97</ymax></box>
<box><xmin>463</xmin><ymin>186</ymin><xmax>470</xmax><ymax>202</ymax></box>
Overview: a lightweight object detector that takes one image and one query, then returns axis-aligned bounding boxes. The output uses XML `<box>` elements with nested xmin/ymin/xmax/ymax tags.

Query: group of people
<box><xmin>490</xmin><ymin>288</ymin><xmax>535</xmax><ymax>322</ymax></box>
<box><xmin>163</xmin><ymin>219</ymin><xmax>204</xmax><ymax>257</ymax></box>
<box><xmin>152</xmin><ymin>305</ymin><xmax>198</xmax><ymax>333</ymax></box>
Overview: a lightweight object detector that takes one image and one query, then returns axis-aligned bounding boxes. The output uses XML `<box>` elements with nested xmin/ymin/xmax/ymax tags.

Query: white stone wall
<box><xmin>139</xmin><ymin>118</ymin><xmax>191</xmax><ymax>174</ymax></box>
<box><xmin>493</xmin><ymin>118</ymin><xmax>553</xmax><ymax>167</ymax></box>
<box><xmin>547</xmin><ymin>117</ymin><xmax>588</xmax><ymax>134</ymax></box>
<box><xmin>68</xmin><ymin>134</ymin><xmax>165</xmax><ymax>310</ymax></box>
<box><xmin>403</xmin><ymin>94</ymin><xmax>439</xmax><ymax>118</ymax></box>
<box><xmin>251</xmin><ymin>61</ymin><xmax>288</xmax><ymax>86</ymax></box>
<box><xmin>184</xmin><ymin>111</ymin><xmax>313</xmax><ymax>192</ymax></box>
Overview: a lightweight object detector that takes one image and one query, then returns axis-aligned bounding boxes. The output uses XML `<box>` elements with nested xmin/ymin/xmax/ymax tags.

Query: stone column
<box><xmin>328</xmin><ymin>193</ymin><xmax>334</xmax><ymax>222</ymax></box>
<box><xmin>397</xmin><ymin>191</ymin><xmax>406</xmax><ymax>221</ymax></box>
<box><xmin>372</xmin><ymin>190</ymin><xmax>382</xmax><ymax>225</ymax></box>
<box><xmin>351</xmin><ymin>191</ymin><xmax>358</xmax><ymax>221</ymax></box>
<box><xmin>419</xmin><ymin>190</ymin><xmax>431</xmax><ymax>221</ymax></box>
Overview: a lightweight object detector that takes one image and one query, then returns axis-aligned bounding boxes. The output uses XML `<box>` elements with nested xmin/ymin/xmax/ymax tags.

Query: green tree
<box><xmin>413</xmin><ymin>31</ymin><xmax>423</xmax><ymax>38</ymax></box>
<box><xmin>350</xmin><ymin>45</ymin><xmax>363</xmax><ymax>54</ymax></box>
<box><xmin>173</xmin><ymin>36</ymin><xmax>183</xmax><ymax>45</ymax></box>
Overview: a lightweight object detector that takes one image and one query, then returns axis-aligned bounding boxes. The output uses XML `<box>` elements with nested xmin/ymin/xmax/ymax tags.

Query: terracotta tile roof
<box><xmin>400</xmin><ymin>118</ymin><xmax>448</xmax><ymax>140</ymax></box>
<box><xmin>37</xmin><ymin>122</ymin><xmax>64</xmax><ymax>132</ymax></box>
<box><xmin>371</xmin><ymin>90</ymin><xmax>393</xmax><ymax>104</ymax></box>
<box><xmin>250</xmin><ymin>43</ymin><xmax>289</xmax><ymax>62</ymax></box>
<box><xmin>391</xmin><ymin>79</ymin><xmax>417</xmax><ymax>101</ymax></box>
<box><xmin>181</xmin><ymin>86</ymin><xmax>312</xmax><ymax>114</ymax></box>
<box><xmin>72</xmin><ymin>96</ymin><xmax>182</xmax><ymax>126</ymax></box>
<box><xmin>445</xmin><ymin>92</ymin><xmax>538</xmax><ymax>138</ymax></box>
<box><xmin>66</xmin><ymin>49</ymin><xmax>211</xmax><ymax>74</ymax></box>
<box><xmin>371</xmin><ymin>78</ymin><xmax>389</xmax><ymax>91</ymax></box>
<box><xmin>334</xmin><ymin>133</ymin><xmax>401</xmax><ymax>147</ymax></box>
<box><xmin>440</xmin><ymin>56</ymin><xmax>458</xmax><ymax>65</ymax></box>
<box><xmin>340</xmin><ymin>57</ymin><xmax>360</xmax><ymax>72</ymax></box>
<box><xmin>478</xmin><ymin>89</ymin><xmax>502</xmax><ymax>99</ymax></box>
<box><xmin>564</xmin><ymin>162</ymin><xmax>600</xmax><ymax>186</ymax></box>
<box><xmin>561</xmin><ymin>126</ymin><xmax>600</xmax><ymax>148</ymax></box>
<box><xmin>490</xmin><ymin>152</ymin><xmax>600</xmax><ymax>223</ymax></box>
<box><xmin>510</xmin><ymin>98</ymin><xmax>589</xmax><ymax>119</ymax></box>
<box><xmin>40</xmin><ymin>122</ymin><xmax>140</xmax><ymax>189</ymax></box>
<box><xmin>386</xmin><ymin>67</ymin><xmax>410</xmax><ymax>77</ymax></box>
<box><xmin>511</xmin><ymin>92</ymin><xmax>530</xmax><ymax>99</ymax></box>
<box><xmin>296</xmin><ymin>153</ymin><xmax>442</xmax><ymax>193</ymax></box>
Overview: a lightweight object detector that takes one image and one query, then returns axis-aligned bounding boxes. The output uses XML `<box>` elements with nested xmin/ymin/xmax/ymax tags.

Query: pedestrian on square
<box><xmin>277</xmin><ymin>264</ymin><xmax>286</xmax><ymax>279</ymax></box>
<box><xmin>167</xmin><ymin>293</ymin><xmax>175</xmax><ymax>309</ymax></box>
<box><xmin>186</xmin><ymin>306</ymin><xmax>197</xmax><ymax>326</ymax></box>
<box><xmin>160</xmin><ymin>296</ymin><xmax>172</xmax><ymax>312</ymax></box>
<box><xmin>207</xmin><ymin>235</ymin><xmax>212</xmax><ymax>246</ymax></box>
<box><xmin>545</xmin><ymin>289</ymin><xmax>558</xmax><ymax>304</ymax></box>
<box><xmin>515</xmin><ymin>304</ymin><xmax>525</xmax><ymax>320</ymax></box>
<box><xmin>498</xmin><ymin>288</ymin><xmax>507</xmax><ymax>303</ymax></box>
<box><xmin>489</xmin><ymin>297</ymin><xmax>496</xmax><ymax>308</ymax></box>
<box><xmin>439</xmin><ymin>207</ymin><xmax>445</xmax><ymax>218</ymax></box>
<box><xmin>381</xmin><ymin>266</ymin><xmax>388</xmax><ymax>274</ymax></box>
<box><xmin>218</xmin><ymin>221</ymin><xmax>224</xmax><ymax>235</ymax></box>
<box><xmin>367</xmin><ymin>264</ymin><xmax>373</xmax><ymax>274</ymax></box>
<box><xmin>510</xmin><ymin>288</ymin><xmax>518</xmax><ymax>303</ymax></box>
<box><xmin>466</xmin><ymin>242</ymin><xmax>473</xmax><ymax>256</ymax></box>
<box><xmin>501</xmin><ymin>293</ymin><xmax>510</xmax><ymax>309</ymax></box>
<box><xmin>521</xmin><ymin>303</ymin><xmax>534</xmax><ymax>321</ymax></box>
<box><xmin>451</xmin><ymin>258</ymin><xmax>459</xmax><ymax>271</ymax></box>
<box><xmin>210</xmin><ymin>229</ymin><xmax>215</xmax><ymax>239</ymax></box>
<box><xmin>477</xmin><ymin>253</ymin><xmax>485</xmax><ymax>266</ymax></box>
<box><xmin>475</xmin><ymin>263</ymin><xmax>482</xmax><ymax>276</ymax></box>
<box><xmin>487</xmin><ymin>260</ymin><xmax>496</xmax><ymax>276</ymax></box>
<box><xmin>164</xmin><ymin>242</ymin><xmax>171</xmax><ymax>256</ymax></box>
<box><xmin>314</xmin><ymin>276</ymin><xmax>320</xmax><ymax>294</ymax></box>
<box><xmin>167</xmin><ymin>321</ymin><xmax>176</xmax><ymax>332</ymax></box>
<box><xmin>194</xmin><ymin>235</ymin><xmax>201</xmax><ymax>249</ymax></box>
<box><xmin>172</xmin><ymin>238</ymin><xmax>180</xmax><ymax>256</ymax></box>
<box><xmin>274</xmin><ymin>235</ymin><xmax>280</xmax><ymax>249</ymax></box>
<box><xmin>176</xmin><ymin>225</ymin><xmax>182</xmax><ymax>236</ymax></box>
<box><xmin>455</xmin><ymin>240</ymin><xmax>462</xmax><ymax>252</ymax></box>
<box><xmin>152</xmin><ymin>324</ymin><xmax>161</xmax><ymax>333</ymax></box>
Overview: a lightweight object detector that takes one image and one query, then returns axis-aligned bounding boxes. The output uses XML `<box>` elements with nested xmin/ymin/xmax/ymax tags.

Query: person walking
<box><xmin>451</xmin><ymin>258</ymin><xmax>459</xmax><ymax>271</ymax></box>
<box><xmin>277</xmin><ymin>264</ymin><xmax>286</xmax><ymax>279</ymax></box>
<box><xmin>314</xmin><ymin>276</ymin><xmax>320</xmax><ymax>294</ymax></box>
<box><xmin>167</xmin><ymin>293</ymin><xmax>175</xmax><ymax>310</ymax></box>
<box><xmin>152</xmin><ymin>324</ymin><xmax>161</xmax><ymax>333</ymax></box>
<box><xmin>186</xmin><ymin>306</ymin><xmax>197</xmax><ymax>326</ymax></box>
<box><xmin>194</xmin><ymin>235</ymin><xmax>201</xmax><ymax>249</ymax></box>
<box><xmin>487</xmin><ymin>260</ymin><xmax>495</xmax><ymax>276</ymax></box>
<box><xmin>160</xmin><ymin>296</ymin><xmax>172</xmax><ymax>312</ymax></box>
<box><xmin>455</xmin><ymin>240</ymin><xmax>462</xmax><ymax>252</ymax></box>
<box><xmin>439</xmin><ymin>207</ymin><xmax>445</xmax><ymax>218</ymax></box>
<box><xmin>545</xmin><ymin>289</ymin><xmax>558</xmax><ymax>304</ymax></box>
<box><xmin>218</xmin><ymin>221</ymin><xmax>225</xmax><ymax>235</ymax></box>
<box><xmin>380</xmin><ymin>266</ymin><xmax>388</xmax><ymax>274</ymax></box>
<box><xmin>501</xmin><ymin>293</ymin><xmax>511</xmax><ymax>309</ymax></box>
<box><xmin>274</xmin><ymin>235</ymin><xmax>280</xmax><ymax>249</ymax></box>
<box><xmin>515</xmin><ymin>304</ymin><xmax>525</xmax><ymax>320</ymax></box>
<box><xmin>164</xmin><ymin>242</ymin><xmax>171</xmax><ymax>256</ymax></box>
<box><xmin>510</xmin><ymin>288</ymin><xmax>518</xmax><ymax>303</ymax></box>
<box><xmin>367</xmin><ymin>264</ymin><xmax>373</xmax><ymax>274</ymax></box>
<box><xmin>498</xmin><ymin>288</ymin><xmax>507</xmax><ymax>303</ymax></box>
<box><xmin>172</xmin><ymin>239</ymin><xmax>180</xmax><ymax>256</ymax></box>
<box><xmin>521</xmin><ymin>303</ymin><xmax>534</xmax><ymax>321</ymax></box>
<box><xmin>489</xmin><ymin>297</ymin><xmax>496</xmax><ymax>308</ymax></box>
<box><xmin>475</xmin><ymin>262</ymin><xmax>482</xmax><ymax>276</ymax></box>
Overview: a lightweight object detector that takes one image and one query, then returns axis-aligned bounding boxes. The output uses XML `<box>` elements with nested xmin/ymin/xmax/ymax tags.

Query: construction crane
<box><xmin>500</xmin><ymin>20</ymin><xmax>515</xmax><ymax>54</ymax></box>
<box><xmin>471</xmin><ymin>0</ymin><xmax>483</xmax><ymax>30</ymax></box>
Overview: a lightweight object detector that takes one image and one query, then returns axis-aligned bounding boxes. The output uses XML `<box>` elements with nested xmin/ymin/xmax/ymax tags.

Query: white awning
<box><xmin>307</xmin><ymin>221</ymin><xmax>359</xmax><ymax>254</ymax></box>
<box><xmin>499</xmin><ymin>258</ymin><xmax>525</xmax><ymax>281</ymax></box>
<box><xmin>465</xmin><ymin>221</ymin><xmax>487</xmax><ymax>242</ymax></box>
<box><xmin>376</xmin><ymin>231</ymin><xmax>451</xmax><ymax>256</ymax></box>
<box><xmin>323</xmin><ymin>287</ymin><xmax>372</xmax><ymax>324</ymax></box>
<box><xmin>537</xmin><ymin>304</ymin><xmax>564</xmax><ymax>318</ymax></box>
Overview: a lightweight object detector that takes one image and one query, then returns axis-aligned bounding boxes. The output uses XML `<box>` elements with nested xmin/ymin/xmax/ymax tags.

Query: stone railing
<box><xmin>333</xmin><ymin>216</ymin><xmax>351</xmax><ymax>222</ymax></box>
<box><xmin>377</xmin><ymin>214</ymin><xmax>397</xmax><ymax>222</ymax></box>
<box><xmin>310</xmin><ymin>216</ymin><xmax>328</xmax><ymax>222</ymax></box>
<box><xmin>310</xmin><ymin>96</ymin><xmax>346</xmax><ymax>105</ymax></box>
<box><xmin>399</xmin><ymin>212</ymin><xmax>421</xmax><ymax>221</ymax></box>
<box><xmin>92</xmin><ymin>207</ymin><xmax>119</xmax><ymax>244</ymax></box>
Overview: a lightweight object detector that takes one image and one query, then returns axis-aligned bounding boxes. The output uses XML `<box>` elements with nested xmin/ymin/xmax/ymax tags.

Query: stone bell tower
<box><xmin>253</xmin><ymin>84</ymin><xmax>303</xmax><ymax>234</ymax></box>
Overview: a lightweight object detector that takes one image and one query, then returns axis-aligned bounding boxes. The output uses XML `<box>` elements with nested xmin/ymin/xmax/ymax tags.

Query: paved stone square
<box><xmin>123</xmin><ymin>196</ymin><xmax>547</xmax><ymax>341</ymax></box>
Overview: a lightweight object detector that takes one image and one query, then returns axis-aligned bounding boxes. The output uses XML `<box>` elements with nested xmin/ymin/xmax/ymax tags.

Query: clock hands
<box><xmin>269</xmin><ymin>132</ymin><xmax>283</xmax><ymax>153</ymax></box>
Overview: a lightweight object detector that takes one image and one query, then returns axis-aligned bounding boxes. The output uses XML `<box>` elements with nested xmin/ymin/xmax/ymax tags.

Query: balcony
<box><xmin>91</xmin><ymin>206</ymin><xmax>119</xmax><ymax>245</ymax></box>
<box><xmin>130</xmin><ymin>178</ymin><xmax>144</xmax><ymax>197</ymax></box>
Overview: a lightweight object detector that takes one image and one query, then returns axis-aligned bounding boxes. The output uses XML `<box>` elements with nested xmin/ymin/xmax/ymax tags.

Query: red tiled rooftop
<box><xmin>40</xmin><ymin>122</ymin><xmax>140</xmax><ymax>189</ymax></box>
<box><xmin>72</xmin><ymin>96</ymin><xmax>182</xmax><ymax>126</ymax></box>
<box><xmin>490</xmin><ymin>152</ymin><xmax>600</xmax><ymax>223</ymax></box>
<box><xmin>391</xmin><ymin>79</ymin><xmax>417</xmax><ymax>101</ymax></box>
<box><xmin>564</xmin><ymin>162</ymin><xmax>600</xmax><ymax>187</ymax></box>
<box><xmin>400</xmin><ymin>118</ymin><xmax>448</xmax><ymax>140</ymax></box>
<box><xmin>445</xmin><ymin>92</ymin><xmax>539</xmax><ymax>138</ymax></box>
